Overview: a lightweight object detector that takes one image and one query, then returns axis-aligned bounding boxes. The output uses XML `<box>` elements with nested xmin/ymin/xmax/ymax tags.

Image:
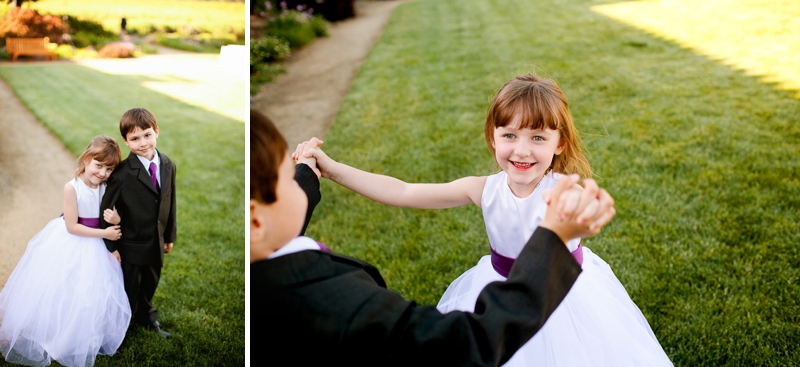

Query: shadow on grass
<box><xmin>0</xmin><ymin>63</ymin><xmax>243</xmax><ymax>366</ymax></box>
<box><xmin>308</xmin><ymin>0</ymin><xmax>800</xmax><ymax>365</ymax></box>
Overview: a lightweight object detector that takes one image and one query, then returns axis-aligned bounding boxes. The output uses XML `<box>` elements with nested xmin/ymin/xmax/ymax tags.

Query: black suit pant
<box><xmin>122</xmin><ymin>262</ymin><xmax>161</xmax><ymax>325</ymax></box>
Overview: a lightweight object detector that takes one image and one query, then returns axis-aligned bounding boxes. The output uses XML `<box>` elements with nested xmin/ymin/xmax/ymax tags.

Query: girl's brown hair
<box><xmin>75</xmin><ymin>135</ymin><xmax>122</xmax><ymax>178</ymax></box>
<box><xmin>484</xmin><ymin>73</ymin><xmax>592</xmax><ymax>178</ymax></box>
<box><xmin>250</xmin><ymin>109</ymin><xmax>288</xmax><ymax>204</ymax></box>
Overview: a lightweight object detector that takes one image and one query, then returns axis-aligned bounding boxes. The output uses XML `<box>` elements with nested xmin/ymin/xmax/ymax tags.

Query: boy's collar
<box><xmin>134</xmin><ymin>149</ymin><xmax>160</xmax><ymax>166</ymax></box>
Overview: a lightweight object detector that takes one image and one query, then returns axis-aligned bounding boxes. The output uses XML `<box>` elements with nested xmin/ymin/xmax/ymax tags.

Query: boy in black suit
<box><xmin>250</xmin><ymin>110</ymin><xmax>616</xmax><ymax>366</ymax></box>
<box><xmin>101</xmin><ymin>108</ymin><xmax>176</xmax><ymax>338</ymax></box>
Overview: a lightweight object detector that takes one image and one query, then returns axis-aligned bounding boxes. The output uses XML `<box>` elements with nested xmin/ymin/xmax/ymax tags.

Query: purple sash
<box><xmin>491</xmin><ymin>243</ymin><xmax>584</xmax><ymax>278</ymax></box>
<box><xmin>60</xmin><ymin>214</ymin><xmax>101</xmax><ymax>229</ymax></box>
<box><xmin>316</xmin><ymin>242</ymin><xmax>330</xmax><ymax>251</ymax></box>
<box><xmin>79</xmin><ymin>217</ymin><xmax>101</xmax><ymax>229</ymax></box>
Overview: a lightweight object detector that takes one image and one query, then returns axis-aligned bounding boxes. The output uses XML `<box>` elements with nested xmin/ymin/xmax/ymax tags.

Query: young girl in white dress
<box><xmin>0</xmin><ymin>136</ymin><xmax>132</xmax><ymax>367</ymax></box>
<box><xmin>294</xmin><ymin>73</ymin><xmax>673</xmax><ymax>366</ymax></box>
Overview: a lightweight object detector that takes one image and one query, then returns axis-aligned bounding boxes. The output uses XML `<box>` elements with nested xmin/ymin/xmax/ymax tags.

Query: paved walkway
<box><xmin>251</xmin><ymin>0</ymin><xmax>405</xmax><ymax>148</ymax></box>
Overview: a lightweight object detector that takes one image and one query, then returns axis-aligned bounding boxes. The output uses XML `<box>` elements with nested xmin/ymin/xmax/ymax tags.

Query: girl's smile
<box><xmin>492</xmin><ymin>119</ymin><xmax>562</xmax><ymax>198</ymax></box>
<box><xmin>82</xmin><ymin>159</ymin><xmax>114</xmax><ymax>188</ymax></box>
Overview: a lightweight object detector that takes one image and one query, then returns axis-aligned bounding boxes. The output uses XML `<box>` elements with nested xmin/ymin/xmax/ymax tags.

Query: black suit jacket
<box><xmin>252</xmin><ymin>164</ymin><xmax>582</xmax><ymax>366</ymax></box>
<box><xmin>101</xmin><ymin>150</ymin><xmax>177</xmax><ymax>267</ymax></box>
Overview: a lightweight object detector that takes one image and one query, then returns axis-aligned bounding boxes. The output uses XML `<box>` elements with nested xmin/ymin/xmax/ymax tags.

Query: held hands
<box><xmin>291</xmin><ymin>138</ymin><xmax>323</xmax><ymax>178</ymax></box>
<box><xmin>539</xmin><ymin>174</ymin><xmax>616</xmax><ymax>244</ymax></box>
<box><xmin>103</xmin><ymin>206</ymin><xmax>120</xmax><ymax>225</ymax></box>
<box><xmin>104</xmin><ymin>225</ymin><xmax>122</xmax><ymax>241</ymax></box>
<box><xmin>291</xmin><ymin>137</ymin><xmax>334</xmax><ymax>179</ymax></box>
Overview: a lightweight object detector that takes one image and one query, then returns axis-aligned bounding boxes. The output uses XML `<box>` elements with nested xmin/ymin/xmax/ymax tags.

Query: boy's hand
<box><xmin>111</xmin><ymin>250</ymin><xmax>122</xmax><ymax>263</ymax></box>
<box><xmin>103</xmin><ymin>206</ymin><xmax>121</xmax><ymax>225</ymax></box>
<box><xmin>540</xmin><ymin>175</ymin><xmax>615</xmax><ymax>243</ymax></box>
<box><xmin>164</xmin><ymin>242</ymin><xmax>174</xmax><ymax>253</ymax></box>
<box><xmin>292</xmin><ymin>138</ymin><xmax>324</xmax><ymax>178</ymax></box>
<box><xmin>104</xmin><ymin>225</ymin><xmax>122</xmax><ymax>241</ymax></box>
<box><xmin>298</xmin><ymin>140</ymin><xmax>336</xmax><ymax>180</ymax></box>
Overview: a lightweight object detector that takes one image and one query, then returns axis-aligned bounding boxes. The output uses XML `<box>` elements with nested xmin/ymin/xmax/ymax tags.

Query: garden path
<box><xmin>0</xmin><ymin>77</ymin><xmax>75</xmax><ymax>287</ymax></box>
<box><xmin>251</xmin><ymin>0</ymin><xmax>405</xmax><ymax>148</ymax></box>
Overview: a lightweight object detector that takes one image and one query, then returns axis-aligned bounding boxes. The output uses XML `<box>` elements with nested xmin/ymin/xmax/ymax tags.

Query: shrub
<box><xmin>70</xmin><ymin>30</ymin><xmax>112</xmax><ymax>49</ymax></box>
<box><xmin>98</xmin><ymin>42</ymin><xmax>134</xmax><ymax>58</ymax></box>
<box><xmin>55</xmin><ymin>44</ymin><xmax>73</xmax><ymax>59</ymax></box>
<box><xmin>267</xmin><ymin>11</ymin><xmax>317</xmax><ymax>48</ymax></box>
<box><xmin>62</xmin><ymin>16</ymin><xmax>117</xmax><ymax>49</ymax></box>
<box><xmin>309</xmin><ymin>15</ymin><xmax>328</xmax><ymax>37</ymax></box>
<box><xmin>250</xmin><ymin>35</ymin><xmax>290</xmax><ymax>64</ymax></box>
<box><xmin>63</xmin><ymin>16</ymin><xmax>109</xmax><ymax>37</ymax></box>
<box><xmin>55</xmin><ymin>44</ymin><xmax>98</xmax><ymax>60</ymax></box>
<box><xmin>0</xmin><ymin>8</ymin><xmax>64</xmax><ymax>46</ymax></box>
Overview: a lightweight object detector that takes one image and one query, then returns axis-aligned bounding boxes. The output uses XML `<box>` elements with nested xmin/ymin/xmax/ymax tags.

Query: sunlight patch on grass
<box><xmin>75</xmin><ymin>54</ymin><xmax>246</xmax><ymax>121</ymax></box>
<box><xmin>593</xmin><ymin>0</ymin><xmax>800</xmax><ymax>98</ymax></box>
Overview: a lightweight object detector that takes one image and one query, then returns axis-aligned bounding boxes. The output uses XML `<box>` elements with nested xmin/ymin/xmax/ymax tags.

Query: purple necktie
<box><xmin>149</xmin><ymin>162</ymin><xmax>160</xmax><ymax>191</ymax></box>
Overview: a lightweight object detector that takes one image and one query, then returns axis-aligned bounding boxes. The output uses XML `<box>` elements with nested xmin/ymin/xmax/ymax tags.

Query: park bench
<box><xmin>6</xmin><ymin>37</ymin><xmax>57</xmax><ymax>62</ymax></box>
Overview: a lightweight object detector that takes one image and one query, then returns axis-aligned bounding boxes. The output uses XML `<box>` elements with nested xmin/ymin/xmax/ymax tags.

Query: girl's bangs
<box><xmin>497</xmin><ymin>92</ymin><xmax>560</xmax><ymax>131</ymax></box>
<box><xmin>92</xmin><ymin>149</ymin><xmax>121</xmax><ymax>168</ymax></box>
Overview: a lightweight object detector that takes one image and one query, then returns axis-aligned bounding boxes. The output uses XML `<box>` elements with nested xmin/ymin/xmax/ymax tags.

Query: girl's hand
<box><xmin>299</xmin><ymin>142</ymin><xmax>336</xmax><ymax>180</ymax></box>
<box><xmin>292</xmin><ymin>138</ymin><xmax>324</xmax><ymax>178</ymax></box>
<box><xmin>103</xmin><ymin>206</ymin><xmax>121</xmax><ymax>225</ymax></box>
<box><xmin>104</xmin><ymin>225</ymin><xmax>122</xmax><ymax>241</ymax></box>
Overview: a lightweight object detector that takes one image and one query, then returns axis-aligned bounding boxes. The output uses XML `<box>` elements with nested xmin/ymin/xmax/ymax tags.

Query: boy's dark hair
<box><xmin>251</xmin><ymin>109</ymin><xmax>288</xmax><ymax>204</ymax></box>
<box><xmin>120</xmin><ymin>108</ymin><xmax>159</xmax><ymax>140</ymax></box>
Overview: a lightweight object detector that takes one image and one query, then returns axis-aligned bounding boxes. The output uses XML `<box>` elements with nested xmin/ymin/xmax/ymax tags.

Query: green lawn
<box><xmin>304</xmin><ymin>0</ymin><xmax>800</xmax><ymax>365</ymax></box>
<box><xmin>0</xmin><ymin>62</ymin><xmax>244</xmax><ymax>366</ymax></box>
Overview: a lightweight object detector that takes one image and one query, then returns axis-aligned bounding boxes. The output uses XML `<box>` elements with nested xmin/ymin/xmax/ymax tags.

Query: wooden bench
<box><xmin>6</xmin><ymin>37</ymin><xmax>58</xmax><ymax>62</ymax></box>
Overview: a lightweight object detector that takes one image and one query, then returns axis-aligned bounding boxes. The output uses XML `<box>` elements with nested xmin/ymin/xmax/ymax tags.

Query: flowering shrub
<box><xmin>0</xmin><ymin>8</ymin><xmax>64</xmax><ymax>46</ymax></box>
<box><xmin>265</xmin><ymin>6</ymin><xmax>328</xmax><ymax>48</ymax></box>
<box><xmin>250</xmin><ymin>35</ymin><xmax>290</xmax><ymax>65</ymax></box>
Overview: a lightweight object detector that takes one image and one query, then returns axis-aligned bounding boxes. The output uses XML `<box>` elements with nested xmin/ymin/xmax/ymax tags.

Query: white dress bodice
<box><xmin>68</xmin><ymin>178</ymin><xmax>105</xmax><ymax>219</ymax></box>
<box><xmin>481</xmin><ymin>171</ymin><xmax>581</xmax><ymax>259</ymax></box>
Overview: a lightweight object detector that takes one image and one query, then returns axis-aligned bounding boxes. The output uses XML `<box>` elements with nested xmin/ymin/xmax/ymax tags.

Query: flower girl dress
<box><xmin>437</xmin><ymin>171</ymin><xmax>673</xmax><ymax>366</ymax></box>
<box><xmin>0</xmin><ymin>178</ymin><xmax>131</xmax><ymax>367</ymax></box>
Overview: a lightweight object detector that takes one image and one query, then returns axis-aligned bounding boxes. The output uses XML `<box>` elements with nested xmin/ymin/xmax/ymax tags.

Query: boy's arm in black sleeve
<box><xmin>164</xmin><ymin>161</ymin><xmax>177</xmax><ymax>244</ymax></box>
<box><xmin>294</xmin><ymin>163</ymin><xmax>321</xmax><ymax>236</ymax></box>
<box><xmin>384</xmin><ymin>227</ymin><xmax>581</xmax><ymax>366</ymax></box>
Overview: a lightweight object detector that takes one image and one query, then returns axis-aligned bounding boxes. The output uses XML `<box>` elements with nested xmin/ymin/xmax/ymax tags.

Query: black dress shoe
<box><xmin>146</xmin><ymin>321</ymin><xmax>172</xmax><ymax>338</ymax></box>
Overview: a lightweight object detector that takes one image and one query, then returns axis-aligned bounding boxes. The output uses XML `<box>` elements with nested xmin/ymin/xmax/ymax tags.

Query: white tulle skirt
<box><xmin>0</xmin><ymin>217</ymin><xmax>131</xmax><ymax>367</ymax></box>
<box><xmin>437</xmin><ymin>246</ymin><xmax>673</xmax><ymax>367</ymax></box>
